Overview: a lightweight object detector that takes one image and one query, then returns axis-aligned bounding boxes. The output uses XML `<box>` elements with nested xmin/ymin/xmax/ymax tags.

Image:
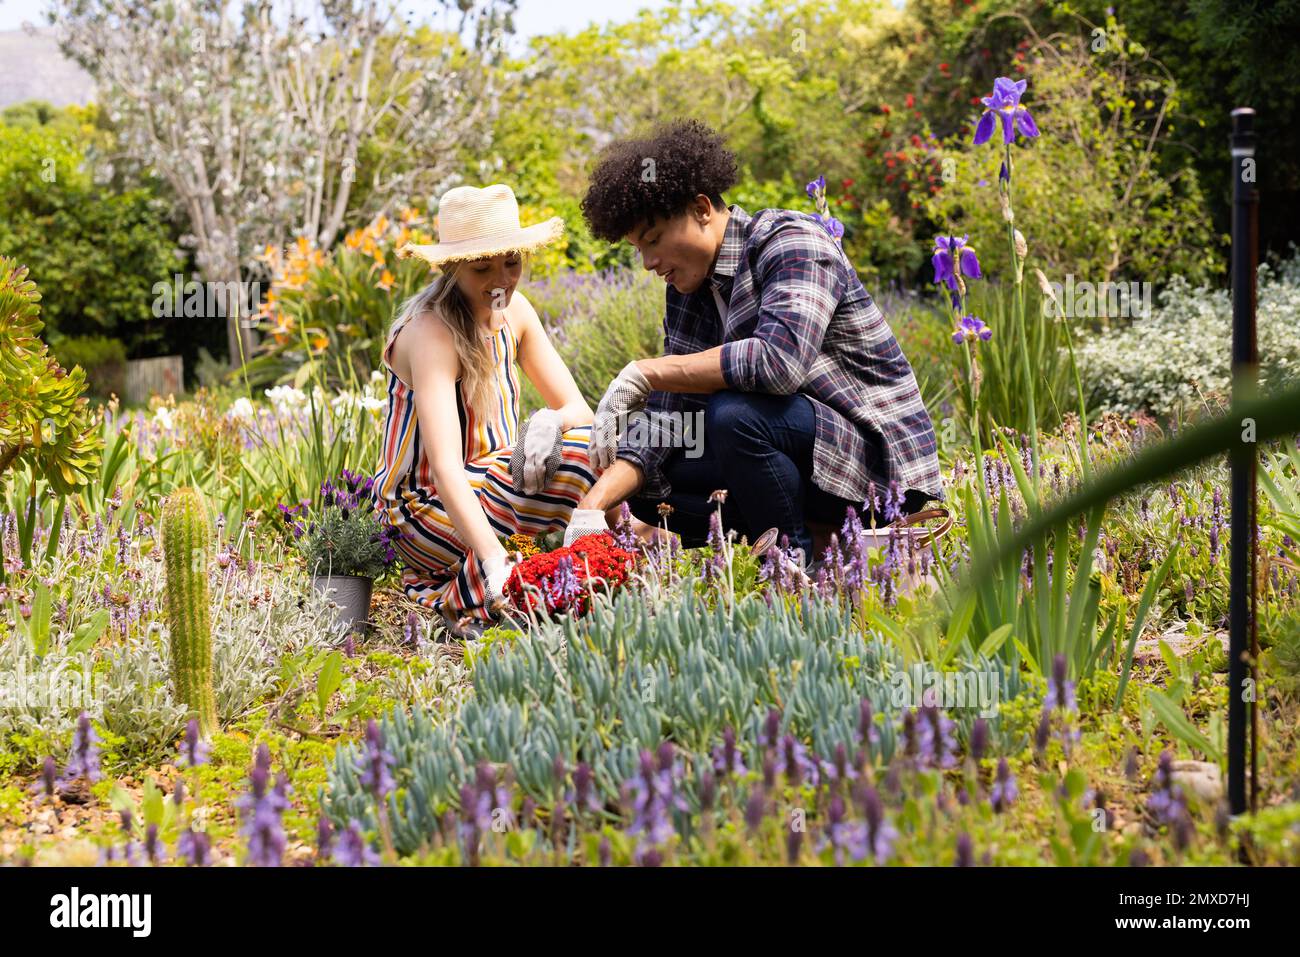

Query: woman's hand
<box><xmin>482</xmin><ymin>551</ymin><xmax>517</xmax><ymax>610</ymax></box>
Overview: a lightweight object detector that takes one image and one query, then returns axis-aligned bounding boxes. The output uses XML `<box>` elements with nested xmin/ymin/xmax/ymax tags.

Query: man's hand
<box><xmin>563</xmin><ymin>508</ymin><xmax>609</xmax><ymax>547</ymax></box>
<box><xmin>512</xmin><ymin>408</ymin><xmax>565</xmax><ymax>494</ymax></box>
<box><xmin>591</xmin><ymin>361</ymin><xmax>651</xmax><ymax>472</ymax></box>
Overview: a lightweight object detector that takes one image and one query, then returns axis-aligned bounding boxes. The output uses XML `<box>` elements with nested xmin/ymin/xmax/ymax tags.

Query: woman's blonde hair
<box><xmin>390</xmin><ymin>252</ymin><xmax>529</xmax><ymax>420</ymax></box>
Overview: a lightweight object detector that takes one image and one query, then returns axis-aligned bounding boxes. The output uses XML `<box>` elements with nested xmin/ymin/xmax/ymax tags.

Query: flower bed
<box><xmin>505</xmin><ymin>533</ymin><xmax>637</xmax><ymax>617</ymax></box>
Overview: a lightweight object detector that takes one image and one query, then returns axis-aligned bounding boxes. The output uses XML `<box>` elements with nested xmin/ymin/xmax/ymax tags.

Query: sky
<box><xmin>0</xmin><ymin>0</ymin><xmax>689</xmax><ymax>39</ymax></box>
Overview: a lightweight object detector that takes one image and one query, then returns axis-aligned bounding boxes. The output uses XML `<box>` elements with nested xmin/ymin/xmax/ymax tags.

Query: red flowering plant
<box><xmin>505</xmin><ymin>533</ymin><xmax>638</xmax><ymax>617</ymax></box>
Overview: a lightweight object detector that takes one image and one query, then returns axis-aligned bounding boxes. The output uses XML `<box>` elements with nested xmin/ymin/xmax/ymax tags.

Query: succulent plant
<box><xmin>324</xmin><ymin>587</ymin><xmax>1020</xmax><ymax>856</ymax></box>
<box><xmin>160</xmin><ymin>487</ymin><xmax>219</xmax><ymax>736</ymax></box>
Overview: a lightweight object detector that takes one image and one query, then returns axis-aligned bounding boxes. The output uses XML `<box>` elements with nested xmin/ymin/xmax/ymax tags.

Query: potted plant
<box><xmin>280</xmin><ymin>468</ymin><xmax>401</xmax><ymax>636</ymax></box>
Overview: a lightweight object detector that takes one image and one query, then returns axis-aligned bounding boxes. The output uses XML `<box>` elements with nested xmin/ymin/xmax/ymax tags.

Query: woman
<box><xmin>372</xmin><ymin>184</ymin><xmax>597</xmax><ymax>638</ymax></box>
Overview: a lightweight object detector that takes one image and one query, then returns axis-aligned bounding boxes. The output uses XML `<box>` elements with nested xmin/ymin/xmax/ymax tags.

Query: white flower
<box><xmin>227</xmin><ymin>397</ymin><xmax>257</xmax><ymax>422</ymax></box>
<box><xmin>264</xmin><ymin>385</ymin><xmax>307</xmax><ymax>415</ymax></box>
<box><xmin>153</xmin><ymin>406</ymin><xmax>175</xmax><ymax>430</ymax></box>
<box><xmin>1078</xmin><ymin>251</ymin><xmax>1300</xmax><ymax>416</ymax></box>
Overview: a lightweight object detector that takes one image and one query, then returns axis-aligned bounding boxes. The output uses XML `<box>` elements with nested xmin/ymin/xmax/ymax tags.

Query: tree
<box><xmin>50</xmin><ymin>0</ymin><xmax>516</xmax><ymax>369</ymax></box>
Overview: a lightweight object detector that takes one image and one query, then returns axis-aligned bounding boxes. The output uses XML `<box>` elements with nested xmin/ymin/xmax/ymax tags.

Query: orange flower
<box><xmin>376</xmin><ymin>269</ymin><xmax>396</xmax><ymax>291</ymax></box>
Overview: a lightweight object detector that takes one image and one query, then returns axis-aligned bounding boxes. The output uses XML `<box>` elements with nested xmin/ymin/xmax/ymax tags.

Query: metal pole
<box><xmin>1228</xmin><ymin>107</ymin><xmax>1259</xmax><ymax>818</ymax></box>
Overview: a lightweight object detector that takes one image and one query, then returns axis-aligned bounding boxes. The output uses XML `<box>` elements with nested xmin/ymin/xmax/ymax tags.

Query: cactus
<box><xmin>161</xmin><ymin>486</ymin><xmax>219</xmax><ymax>736</ymax></box>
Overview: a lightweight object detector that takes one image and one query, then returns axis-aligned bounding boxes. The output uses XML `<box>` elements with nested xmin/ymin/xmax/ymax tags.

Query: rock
<box><xmin>1170</xmin><ymin>760</ymin><xmax>1223</xmax><ymax>805</ymax></box>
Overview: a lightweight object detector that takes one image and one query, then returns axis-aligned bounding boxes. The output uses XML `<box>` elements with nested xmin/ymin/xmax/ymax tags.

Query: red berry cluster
<box><xmin>505</xmin><ymin>533</ymin><xmax>637</xmax><ymax>617</ymax></box>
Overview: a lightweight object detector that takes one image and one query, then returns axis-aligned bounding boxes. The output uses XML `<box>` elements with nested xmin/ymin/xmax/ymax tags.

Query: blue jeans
<box><xmin>627</xmin><ymin>390</ymin><xmax>865</xmax><ymax>561</ymax></box>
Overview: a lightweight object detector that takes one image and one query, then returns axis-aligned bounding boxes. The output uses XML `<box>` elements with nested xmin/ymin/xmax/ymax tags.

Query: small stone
<box><xmin>1170</xmin><ymin>760</ymin><xmax>1223</xmax><ymax>804</ymax></box>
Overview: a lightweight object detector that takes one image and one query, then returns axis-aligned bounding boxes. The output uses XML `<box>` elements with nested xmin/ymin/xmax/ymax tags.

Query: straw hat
<box><xmin>395</xmin><ymin>184</ymin><xmax>564</xmax><ymax>267</ymax></box>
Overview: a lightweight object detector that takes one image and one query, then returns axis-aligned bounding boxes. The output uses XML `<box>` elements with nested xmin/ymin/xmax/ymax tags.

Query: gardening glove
<box><xmin>563</xmin><ymin>508</ymin><xmax>609</xmax><ymax>547</ymax></box>
<box><xmin>510</xmin><ymin>407</ymin><xmax>566</xmax><ymax>495</ymax></box>
<box><xmin>481</xmin><ymin>552</ymin><xmax>517</xmax><ymax>611</ymax></box>
<box><xmin>591</xmin><ymin>361</ymin><xmax>652</xmax><ymax>473</ymax></box>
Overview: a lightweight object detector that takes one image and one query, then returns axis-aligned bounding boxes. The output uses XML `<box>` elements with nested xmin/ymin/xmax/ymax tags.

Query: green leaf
<box><xmin>333</xmin><ymin>685</ymin><xmax>374</xmax><ymax>723</ymax></box>
<box><xmin>977</xmin><ymin>623</ymin><xmax>1013</xmax><ymax>659</ymax></box>
<box><xmin>141</xmin><ymin>777</ymin><xmax>164</xmax><ymax>827</ymax></box>
<box><xmin>28</xmin><ymin>580</ymin><xmax>52</xmax><ymax>657</ymax></box>
<box><xmin>506</xmin><ymin>828</ymin><xmax>538</xmax><ymax>859</ymax></box>
<box><xmin>316</xmin><ymin>651</ymin><xmax>344</xmax><ymax>718</ymax></box>
<box><xmin>67</xmin><ymin>608</ymin><xmax>110</xmax><ymax>655</ymax></box>
<box><xmin>1146</xmin><ymin>687</ymin><xmax>1222</xmax><ymax>762</ymax></box>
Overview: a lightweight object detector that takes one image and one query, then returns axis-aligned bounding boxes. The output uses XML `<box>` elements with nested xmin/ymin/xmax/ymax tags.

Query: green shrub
<box><xmin>522</xmin><ymin>268</ymin><xmax>664</xmax><ymax>412</ymax></box>
<box><xmin>0</xmin><ymin>119</ymin><xmax>183</xmax><ymax>351</ymax></box>
<box><xmin>50</xmin><ymin>334</ymin><xmax>128</xmax><ymax>401</ymax></box>
<box><xmin>923</xmin><ymin>31</ymin><xmax>1220</xmax><ymax>288</ymax></box>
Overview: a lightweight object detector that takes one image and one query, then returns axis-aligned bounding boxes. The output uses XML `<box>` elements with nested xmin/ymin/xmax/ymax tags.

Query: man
<box><xmin>563</xmin><ymin>119</ymin><xmax>942</xmax><ymax>565</ymax></box>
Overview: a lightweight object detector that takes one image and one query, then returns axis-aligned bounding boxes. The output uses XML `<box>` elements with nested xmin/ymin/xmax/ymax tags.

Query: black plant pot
<box><xmin>311</xmin><ymin>573</ymin><xmax>373</xmax><ymax>636</ymax></box>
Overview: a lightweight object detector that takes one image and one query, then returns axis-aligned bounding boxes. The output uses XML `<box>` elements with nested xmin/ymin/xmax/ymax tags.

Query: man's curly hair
<box><xmin>581</xmin><ymin>119</ymin><xmax>739</xmax><ymax>242</ymax></box>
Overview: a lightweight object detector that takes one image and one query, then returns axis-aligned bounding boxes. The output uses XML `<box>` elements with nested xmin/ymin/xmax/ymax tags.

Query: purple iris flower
<box><xmin>932</xmin><ymin>235</ymin><xmax>982</xmax><ymax>292</ymax></box>
<box><xmin>813</xmin><ymin>213</ymin><xmax>845</xmax><ymax>242</ymax></box>
<box><xmin>952</xmin><ymin>314</ymin><xmax>993</xmax><ymax>345</ymax></box>
<box><xmin>973</xmin><ymin>77</ymin><xmax>1041</xmax><ymax>146</ymax></box>
<box><xmin>805</xmin><ymin>174</ymin><xmax>827</xmax><ymax>198</ymax></box>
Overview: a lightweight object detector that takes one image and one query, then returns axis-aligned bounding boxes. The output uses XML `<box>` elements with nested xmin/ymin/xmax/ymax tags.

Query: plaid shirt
<box><xmin>617</xmin><ymin>204</ymin><xmax>942</xmax><ymax>504</ymax></box>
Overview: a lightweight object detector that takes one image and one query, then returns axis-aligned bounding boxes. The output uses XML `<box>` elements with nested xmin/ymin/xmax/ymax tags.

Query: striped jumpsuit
<box><xmin>372</xmin><ymin>310</ymin><xmax>597</xmax><ymax>621</ymax></box>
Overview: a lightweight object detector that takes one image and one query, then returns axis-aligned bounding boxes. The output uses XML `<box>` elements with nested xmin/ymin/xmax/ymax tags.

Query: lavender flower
<box><xmin>547</xmin><ymin>553</ymin><xmax>583</xmax><ymax>608</ymax></box>
<box><xmin>31</xmin><ymin>755</ymin><xmax>58</xmax><ymax>803</ymax></box>
<box><xmin>954</xmin><ymin>832</ymin><xmax>974</xmax><ymax>867</ymax></box>
<box><xmin>611</xmin><ymin>502</ymin><xmax>640</xmax><ymax>551</ymax></box>
<box><xmin>176</xmin><ymin>828</ymin><xmax>211</xmax><ymax>867</ymax></box>
<box><xmin>818</xmin><ymin>794</ymin><xmax>869</xmax><ymax>865</ymax></box>
<box><xmin>1045</xmin><ymin>654</ymin><xmax>1077</xmax><ymax>713</ymax></box>
<box><xmin>625</xmin><ymin>747</ymin><xmax>686</xmax><ymax>861</ymax></box>
<box><xmin>1146</xmin><ymin>750</ymin><xmax>1192</xmax><ymax>844</ymax></box>
<box><xmin>334</xmin><ymin>820</ymin><xmax>381</xmax><ymax>867</ymax></box>
<box><xmin>856</xmin><ymin>783</ymin><xmax>897</xmax><ymax>864</ymax></box>
<box><xmin>317</xmin><ymin>814</ymin><xmax>334</xmax><ymax>859</ymax></box>
<box><xmin>61</xmin><ymin>712</ymin><xmax>102</xmax><ymax>785</ymax></box>
<box><xmin>775</xmin><ymin>733</ymin><xmax>820</xmax><ymax>787</ymax></box>
<box><xmin>968</xmin><ymin>718</ymin><xmax>989</xmax><ymax>763</ymax></box>
<box><xmin>177</xmin><ymin>718</ymin><xmax>210</xmax><ymax>769</ymax></box>
<box><xmin>236</xmin><ymin>744</ymin><xmax>289</xmax><ymax>867</ymax></box>
<box><xmin>990</xmin><ymin>758</ymin><xmax>1018</xmax><ymax>813</ymax></box>
<box><xmin>712</xmin><ymin>726</ymin><xmax>748</xmax><ymax>778</ymax></box>
<box><xmin>566</xmin><ymin>761</ymin><xmax>602</xmax><ymax>815</ymax></box>
<box><xmin>358</xmin><ymin>719</ymin><xmax>396</xmax><ymax>801</ymax></box>
<box><xmin>973</xmin><ymin>77</ymin><xmax>1041</xmax><ymax>146</ymax></box>
<box><xmin>914</xmin><ymin>706</ymin><xmax>958</xmax><ymax>769</ymax></box>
